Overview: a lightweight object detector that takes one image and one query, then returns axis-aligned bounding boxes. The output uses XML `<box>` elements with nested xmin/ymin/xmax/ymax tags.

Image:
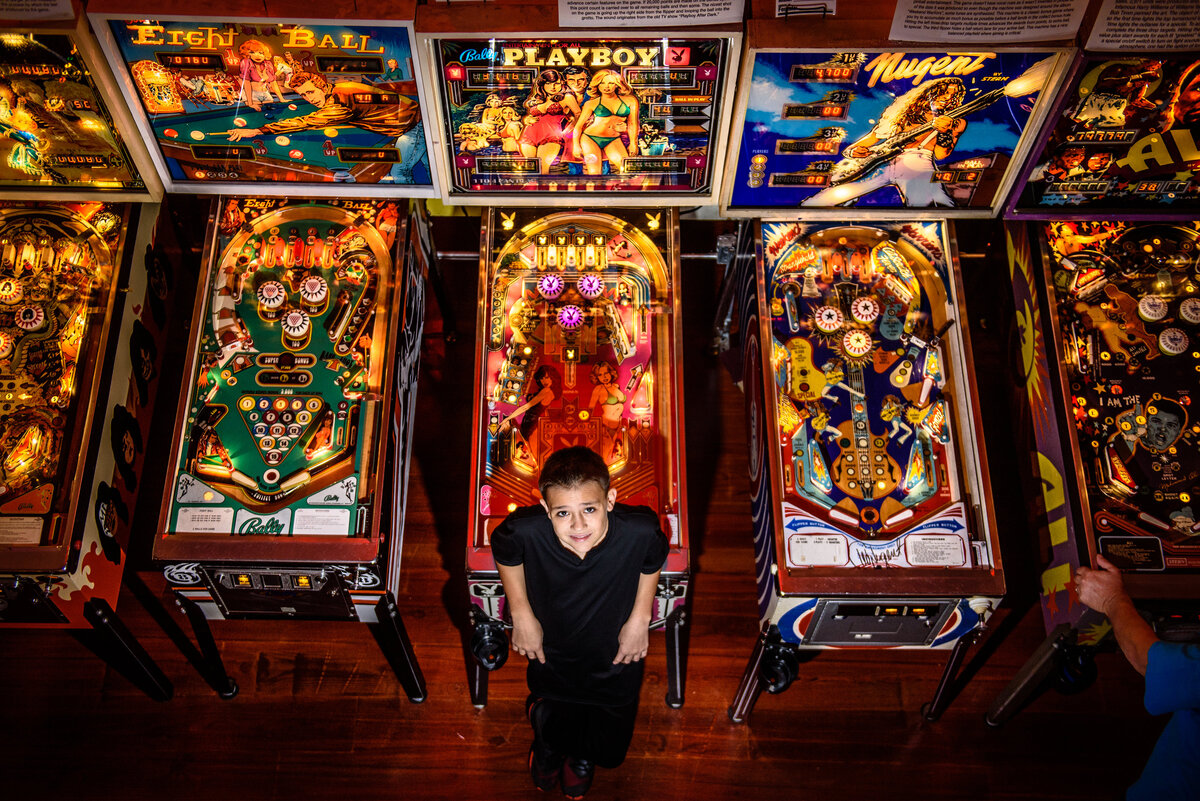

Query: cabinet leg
<box><xmin>922</xmin><ymin>631</ymin><xmax>976</xmax><ymax>721</ymax></box>
<box><xmin>665</xmin><ymin>607</ymin><xmax>687</xmax><ymax>708</ymax></box>
<box><xmin>470</xmin><ymin>657</ymin><xmax>489</xmax><ymax>709</ymax></box>
<box><xmin>82</xmin><ymin>598</ymin><xmax>173</xmax><ymax>702</ymax></box>
<box><xmin>728</xmin><ymin>624</ymin><xmax>770</xmax><ymax>724</ymax></box>
<box><xmin>374</xmin><ymin>593</ymin><xmax>427</xmax><ymax>703</ymax></box>
<box><xmin>176</xmin><ymin>594</ymin><xmax>238</xmax><ymax>699</ymax></box>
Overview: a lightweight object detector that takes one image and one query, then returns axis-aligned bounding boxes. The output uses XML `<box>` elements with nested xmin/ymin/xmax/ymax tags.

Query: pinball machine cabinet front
<box><xmin>0</xmin><ymin>203</ymin><xmax>128</xmax><ymax>576</ymax></box>
<box><xmin>465</xmin><ymin>207</ymin><xmax>689</xmax><ymax>707</ymax></box>
<box><xmin>155</xmin><ymin>198</ymin><xmax>404</xmax><ymax>605</ymax></box>
<box><xmin>729</xmin><ymin>219</ymin><xmax>1003</xmax><ymax>721</ymax></box>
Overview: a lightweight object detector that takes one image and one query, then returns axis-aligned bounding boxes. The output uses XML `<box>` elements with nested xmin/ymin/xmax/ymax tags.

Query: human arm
<box><xmin>1075</xmin><ymin>554</ymin><xmax>1158</xmax><ymax>675</ymax></box>
<box><xmin>573</xmin><ymin>98</ymin><xmax>597</xmax><ymax>144</ymax></box>
<box><xmin>226</xmin><ymin>127</ymin><xmax>263</xmax><ymax>141</ymax></box>
<box><xmin>930</xmin><ymin>116</ymin><xmax>966</xmax><ymax>160</ymax></box>
<box><xmin>614</xmin><ymin>569</ymin><xmax>659</xmax><ymax>664</ymax></box>
<box><xmin>623</xmin><ymin>96</ymin><xmax>639</xmax><ymax>156</ymax></box>
<box><xmin>845</xmin><ymin>131</ymin><xmax>879</xmax><ymax>159</ymax></box>
<box><xmin>496</xmin><ymin>561</ymin><xmax>545</xmax><ymax>663</ymax></box>
<box><xmin>499</xmin><ymin>387</ymin><xmax>553</xmax><ymax>430</ymax></box>
<box><xmin>255</xmin><ymin>105</ymin><xmax>355</xmax><ymax>136</ymax></box>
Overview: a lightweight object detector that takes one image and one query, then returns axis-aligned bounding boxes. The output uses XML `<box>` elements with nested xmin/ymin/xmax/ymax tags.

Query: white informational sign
<box><xmin>175</xmin><ymin>507</ymin><xmax>235</xmax><ymax>534</ymax></box>
<box><xmin>786</xmin><ymin>533</ymin><xmax>850</xmax><ymax>567</ymax></box>
<box><xmin>0</xmin><ymin>516</ymin><xmax>43</xmax><ymax>545</ymax></box>
<box><xmin>889</xmin><ymin>0</ymin><xmax>1087</xmax><ymax>42</ymax></box>
<box><xmin>1088</xmin><ymin>0</ymin><xmax>1200</xmax><ymax>51</ymax></box>
<box><xmin>0</xmin><ymin>0</ymin><xmax>73</xmax><ymax>21</ymax></box>
<box><xmin>904</xmin><ymin>534</ymin><xmax>968</xmax><ymax>567</ymax></box>
<box><xmin>559</xmin><ymin>0</ymin><xmax>744</xmax><ymax>27</ymax></box>
<box><xmin>293</xmin><ymin>507</ymin><xmax>352</xmax><ymax>536</ymax></box>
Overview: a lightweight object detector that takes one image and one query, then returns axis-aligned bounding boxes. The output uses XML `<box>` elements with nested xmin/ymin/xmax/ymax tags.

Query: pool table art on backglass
<box><xmin>727</xmin><ymin>220</ymin><xmax>1003</xmax><ymax>722</ymax></box>
<box><xmin>95</xmin><ymin>18</ymin><xmax>432</xmax><ymax>189</ymax></box>
<box><xmin>156</xmin><ymin>197</ymin><xmax>402</xmax><ymax>564</ymax></box>
<box><xmin>465</xmin><ymin>208</ymin><xmax>690</xmax><ymax>707</ymax></box>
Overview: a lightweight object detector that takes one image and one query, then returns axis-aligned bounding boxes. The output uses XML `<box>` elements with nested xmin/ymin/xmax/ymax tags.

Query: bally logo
<box><xmin>237</xmin><ymin>516</ymin><xmax>286</xmax><ymax>535</ymax></box>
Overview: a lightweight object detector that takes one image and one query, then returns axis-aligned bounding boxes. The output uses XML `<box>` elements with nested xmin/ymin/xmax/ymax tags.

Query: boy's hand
<box><xmin>614</xmin><ymin>615</ymin><xmax>649</xmax><ymax>664</ymax></box>
<box><xmin>511</xmin><ymin>611</ymin><xmax>545</xmax><ymax>664</ymax></box>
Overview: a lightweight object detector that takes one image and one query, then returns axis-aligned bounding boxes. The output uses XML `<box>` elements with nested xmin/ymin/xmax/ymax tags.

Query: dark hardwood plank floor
<box><xmin>0</xmin><ymin>218</ymin><xmax>1157</xmax><ymax>800</ymax></box>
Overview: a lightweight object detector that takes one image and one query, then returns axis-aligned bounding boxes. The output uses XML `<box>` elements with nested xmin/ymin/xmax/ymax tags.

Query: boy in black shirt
<box><xmin>491</xmin><ymin>446</ymin><xmax>668</xmax><ymax>798</ymax></box>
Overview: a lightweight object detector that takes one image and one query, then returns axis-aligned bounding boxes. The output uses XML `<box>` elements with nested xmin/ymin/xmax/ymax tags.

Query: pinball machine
<box><xmin>715</xmin><ymin>13</ymin><xmax>1070</xmax><ymax>722</ymax></box>
<box><xmin>989</xmin><ymin>51</ymin><xmax>1200</xmax><ymax>725</ymax></box>
<box><xmin>87</xmin><ymin>1</ymin><xmax>441</xmax><ymax>699</ymax></box>
<box><xmin>0</xmin><ymin>9</ymin><xmax>175</xmax><ymax>697</ymax></box>
<box><xmin>415</xmin><ymin>10</ymin><xmax>740</xmax><ymax>706</ymax></box>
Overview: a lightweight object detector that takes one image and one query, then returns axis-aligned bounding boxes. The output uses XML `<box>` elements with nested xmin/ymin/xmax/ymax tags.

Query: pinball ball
<box><xmin>323</xmin><ymin>128</ymin><xmax>338</xmax><ymax>138</ymax></box>
<box><xmin>164</xmin><ymin>128</ymin><xmax>178</xmax><ymax>138</ymax></box>
<box><xmin>289</xmin><ymin>149</ymin><xmax>303</xmax><ymax>159</ymax></box>
<box><xmin>275</xmin><ymin>136</ymin><xmax>290</xmax><ymax>146</ymax></box>
<box><xmin>190</xmin><ymin>130</ymin><xmax>205</xmax><ymax>140</ymax></box>
<box><xmin>233</xmin><ymin>117</ymin><xmax>247</xmax><ymax>127</ymax></box>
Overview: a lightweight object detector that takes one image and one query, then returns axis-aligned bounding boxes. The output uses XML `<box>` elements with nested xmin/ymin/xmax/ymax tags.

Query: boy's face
<box><xmin>541</xmin><ymin>479</ymin><xmax>616</xmax><ymax>558</ymax></box>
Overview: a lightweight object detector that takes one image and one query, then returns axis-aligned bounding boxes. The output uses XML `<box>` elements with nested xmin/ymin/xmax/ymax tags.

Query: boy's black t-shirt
<box><xmin>491</xmin><ymin>502</ymin><xmax>669</xmax><ymax>705</ymax></box>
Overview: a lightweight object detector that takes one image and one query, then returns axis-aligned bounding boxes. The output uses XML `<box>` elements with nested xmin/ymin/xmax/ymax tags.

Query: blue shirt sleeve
<box><xmin>1144</xmin><ymin>641</ymin><xmax>1200</xmax><ymax>716</ymax></box>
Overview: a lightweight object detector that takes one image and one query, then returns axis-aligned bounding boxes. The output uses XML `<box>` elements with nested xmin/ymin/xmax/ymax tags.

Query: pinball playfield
<box><xmin>1037</xmin><ymin>220</ymin><xmax>1200</xmax><ymax>572</ymax></box>
<box><xmin>756</xmin><ymin>222</ymin><xmax>974</xmax><ymax>567</ymax></box>
<box><xmin>155</xmin><ymin>197</ymin><xmax>402</xmax><ymax>564</ymax></box>
<box><xmin>465</xmin><ymin>207</ymin><xmax>689</xmax><ymax>705</ymax></box>
<box><xmin>0</xmin><ymin>202</ymin><xmax>126</xmax><ymax>567</ymax></box>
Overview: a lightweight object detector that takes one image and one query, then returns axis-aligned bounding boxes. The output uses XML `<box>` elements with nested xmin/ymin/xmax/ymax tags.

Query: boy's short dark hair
<box><xmin>538</xmin><ymin>446</ymin><xmax>610</xmax><ymax>497</ymax></box>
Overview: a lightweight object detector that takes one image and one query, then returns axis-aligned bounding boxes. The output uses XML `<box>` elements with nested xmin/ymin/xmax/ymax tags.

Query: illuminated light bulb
<box><xmin>507</xmin><ymin>503</ymin><xmax>517</xmax><ymax>512</ymax></box>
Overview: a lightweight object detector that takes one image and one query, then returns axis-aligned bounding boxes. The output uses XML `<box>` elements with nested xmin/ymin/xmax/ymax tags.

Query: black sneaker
<box><xmin>529</xmin><ymin>740</ymin><xmax>563</xmax><ymax>792</ymax></box>
<box><xmin>561</xmin><ymin>757</ymin><xmax>594</xmax><ymax>799</ymax></box>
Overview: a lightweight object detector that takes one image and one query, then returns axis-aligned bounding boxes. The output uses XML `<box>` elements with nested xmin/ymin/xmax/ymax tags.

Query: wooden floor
<box><xmin>0</xmin><ymin>219</ymin><xmax>1159</xmax><ymax>800</ymax></box>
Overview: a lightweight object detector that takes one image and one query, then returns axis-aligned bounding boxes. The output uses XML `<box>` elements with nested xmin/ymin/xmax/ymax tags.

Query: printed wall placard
<box><xmin>727</xmin><ymin>50</ymin><xmax>1063</xmax><ymax>213</ymax></box>
<box><xmin>0</xmin><ymin>33</ymin><xmax>143</xmax><ymax>190</ymax></box>
<box><xmin>101</xmin><ymin>19</ymin><xmax>431</xmax><ymax>188</ymax></box>
<box><xmin>432</xmin><ymin>37</ymin><xmax>733</xmax><ymax>197</ymax></box>
<box><xmin>1016</xmin><ymin>56</ymin><xmax>1200</xmax><ymax>213</ymax></box>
